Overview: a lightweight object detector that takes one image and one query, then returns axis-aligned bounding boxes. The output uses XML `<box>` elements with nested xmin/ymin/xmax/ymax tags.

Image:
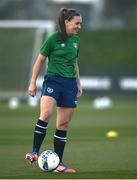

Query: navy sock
<box><xmin>32</xmin><ymin>119</ymin><xmax>48</xmax><ymax>154</ymax></box>
<box><xmin>54</xmin><ymin>129</ymin><xmax>67</xmax><ymax>162</ymax></box>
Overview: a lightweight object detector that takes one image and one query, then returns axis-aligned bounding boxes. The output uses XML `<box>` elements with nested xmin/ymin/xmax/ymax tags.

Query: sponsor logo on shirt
<box><xmin>61</xmin><ymin>43</ymin><xmax>65</xmax><ymax>47</ymax></box>
<box><xmin>47</xmin><ymin>87</ymin><xmax>54</xmax><ymax>93</ymax></box>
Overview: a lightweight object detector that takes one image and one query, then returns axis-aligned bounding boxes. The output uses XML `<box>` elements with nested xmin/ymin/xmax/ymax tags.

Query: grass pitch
<box><xmin>0</xmin><ymin>96</ymin><xmax>136</xmax><ymax>179</ymax></box>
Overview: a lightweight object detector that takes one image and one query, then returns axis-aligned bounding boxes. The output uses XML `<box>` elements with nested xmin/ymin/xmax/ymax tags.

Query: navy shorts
<box><xmin>41</xmin><ymin>76</ymin><xmax>78</xmax><ymax>108</ymax></box>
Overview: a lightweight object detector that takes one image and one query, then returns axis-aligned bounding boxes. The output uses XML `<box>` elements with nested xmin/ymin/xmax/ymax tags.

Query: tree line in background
<box><xmin>0</xmin><ymin>0</ymin><xmax>136</xmax><ymax>29</ymax></box>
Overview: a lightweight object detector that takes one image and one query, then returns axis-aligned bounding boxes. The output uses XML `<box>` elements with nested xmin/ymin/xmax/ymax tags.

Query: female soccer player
<box><xmin>25</xmin><ymin>8</ymin><xmax>82</xmax><ymax>173</ymax></box>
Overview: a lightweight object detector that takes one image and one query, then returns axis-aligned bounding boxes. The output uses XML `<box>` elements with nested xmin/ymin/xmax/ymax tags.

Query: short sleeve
<box><xmin>40</xmin><ymin>35</ymin><xmax>54</xmax><ymax>57</ymax></box>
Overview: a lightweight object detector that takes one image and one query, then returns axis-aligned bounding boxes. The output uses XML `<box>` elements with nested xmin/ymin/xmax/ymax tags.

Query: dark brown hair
<box><xmin>58</xmin><ymin>8</ymin><xmax>80</xmax><ymax>42</ymax></box>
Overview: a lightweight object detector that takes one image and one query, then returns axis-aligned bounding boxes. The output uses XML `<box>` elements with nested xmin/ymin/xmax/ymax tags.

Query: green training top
<box><xmin>40</xmin><ymin>31</ymin><xmax>80</xmax><ymax>78</ymax></box>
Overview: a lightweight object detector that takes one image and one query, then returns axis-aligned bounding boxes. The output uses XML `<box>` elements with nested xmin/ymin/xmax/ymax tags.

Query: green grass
<box><xmin>0</xmin><ymin>96</ymin><xmax>137</xmax><ymax>179</ymax></box>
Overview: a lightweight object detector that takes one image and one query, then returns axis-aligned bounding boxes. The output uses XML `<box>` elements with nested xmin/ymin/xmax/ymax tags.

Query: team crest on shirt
<box><xmin>73</xmin><ymin>42</ymin><xmax>78</xmax><ymax>49</ymax></box>
<box><xmin>47</xmin><ymin>87</ymin><xmax>54</xmax><ymax>93</ymax></box>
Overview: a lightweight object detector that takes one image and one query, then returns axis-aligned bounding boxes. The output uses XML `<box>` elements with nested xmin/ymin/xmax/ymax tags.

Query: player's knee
<box><xmin>39</xmin><ymin>110</ymin><xmax>52</xmax><ymax>122</ymax></box>
<box><xmin>57</xmin><ymin>121</ymin><xmax>69</xmax><ymax>131</ymax></box>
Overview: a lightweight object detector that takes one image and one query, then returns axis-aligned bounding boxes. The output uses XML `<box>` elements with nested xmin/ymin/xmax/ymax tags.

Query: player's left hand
<box><xmin>77</xmin><ymin>85</ymin><xmax>83</xmax><ymax>98</ymax></box>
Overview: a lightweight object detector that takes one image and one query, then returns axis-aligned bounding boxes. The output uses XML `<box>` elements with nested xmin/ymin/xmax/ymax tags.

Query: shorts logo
<box><xmin>47</xmin><ymin>87</ymin><xmax>54</xmax><ymax>93</ymax></box>
<box><xmin>75</xmin><ymin>101</ymin><xmax>77</xmax><ymax>105</ymax></box>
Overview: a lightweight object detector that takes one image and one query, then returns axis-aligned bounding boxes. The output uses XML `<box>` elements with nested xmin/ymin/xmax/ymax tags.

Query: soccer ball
<box><xmin>38</xmin><ymin>150</ymin><xmax>60</xmax><ymax>171</ymax></box>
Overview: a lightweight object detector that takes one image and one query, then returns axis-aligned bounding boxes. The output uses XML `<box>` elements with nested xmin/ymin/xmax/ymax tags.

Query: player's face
<box><xmin>65</xmin><ymin>16</ymin><xmax>82</xmax><ymax>35</ymax></box>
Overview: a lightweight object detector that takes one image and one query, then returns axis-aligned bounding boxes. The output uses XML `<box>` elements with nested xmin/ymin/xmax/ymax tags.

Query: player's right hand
<box><xmin>28</xmin><ymin>83</ymin><xmax>37</xmax><ymax>97</ymax></box>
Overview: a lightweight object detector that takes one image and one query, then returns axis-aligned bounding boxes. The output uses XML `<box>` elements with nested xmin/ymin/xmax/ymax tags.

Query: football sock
<box><xmin>54</xmin><ymin>129</ymin><xmax>67</xmax><ymax>162</ymax></box>
<box><xmin>32</xmin><ymin>119</ymin><xmax>48</xmax><ymax>154</ymax></box>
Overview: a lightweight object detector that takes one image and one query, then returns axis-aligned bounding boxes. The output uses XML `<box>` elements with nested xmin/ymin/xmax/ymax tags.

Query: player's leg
<box><xmin>53</xmin><ymin>77</ymin><xmax>77</xmax><ymax>172</ymax></box>
<box><xmin>26</xmin><ymin>96</ymin><xmax>56</xmax><ymax>164</ymax></box>
<box><xmin>54</xmin><ymin>107</ymin><xmax>74</xmax><ymax>160</ymax></box>
<box><xmin>53</xmin><ymin>107</ymin><xmax>76</xmax><ymax>172</ymax></box>
<box><xmin>33</xmin><ymin>96</ymin><xmax>56</xmax><ymax>153</ymax></box>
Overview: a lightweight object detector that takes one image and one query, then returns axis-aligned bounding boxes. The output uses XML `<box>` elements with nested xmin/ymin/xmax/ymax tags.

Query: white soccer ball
<box><xmin>38</xmin><ymin>150</ymin><xmax>60</xmax><ymax>171</ymax></box>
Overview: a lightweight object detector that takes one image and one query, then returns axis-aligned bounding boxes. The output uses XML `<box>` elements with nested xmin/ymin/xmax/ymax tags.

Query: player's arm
<box><xmin>76</xmin><ymin>61</ymin><xmax>82</xmax><ymax>98</ymax></box>
<box><xmin>28</xmin><ymin>53</ymin><xmax>46</xmax><ymax>97</ymax></box>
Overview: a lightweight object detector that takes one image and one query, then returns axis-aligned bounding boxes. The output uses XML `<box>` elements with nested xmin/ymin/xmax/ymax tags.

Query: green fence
<box><xmin>79</xmin><ymin>30</ymin><xmax>137</xmax><ymax>74</ymax></box>
<box><xmin>0</xmin><ymin>29</ymin><xmax>35</xmax><ymax>91</ymax></box>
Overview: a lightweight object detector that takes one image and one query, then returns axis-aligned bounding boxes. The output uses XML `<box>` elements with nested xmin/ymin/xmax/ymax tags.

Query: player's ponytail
<box><xmin>58</xmin><ymin>8</ymin><xmax>68</xmax><ymax>42</ymax></box>
<box><xmin>58</xmin><ymin>8</ymin><xmax>80</xmax><ymax>42</ymax></box>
